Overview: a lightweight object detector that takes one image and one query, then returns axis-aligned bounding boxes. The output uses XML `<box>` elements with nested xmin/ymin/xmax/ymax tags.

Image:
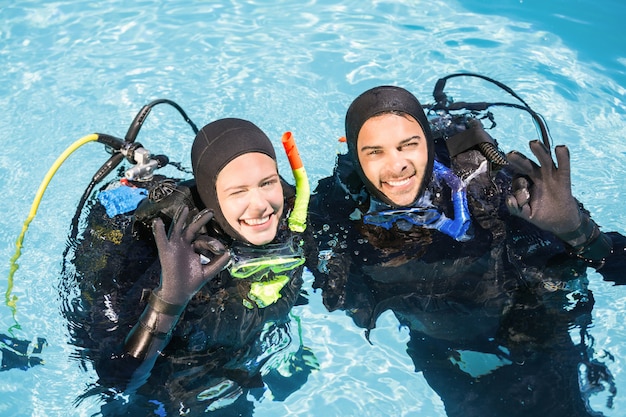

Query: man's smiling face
<box><xmin>357</xmin><ymin>112</ymin><xmax>429</xmax><ymax>207</ymax></box>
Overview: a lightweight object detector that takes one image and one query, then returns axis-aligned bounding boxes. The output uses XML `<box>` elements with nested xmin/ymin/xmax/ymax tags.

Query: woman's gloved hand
<box><xmin>505</xmin><ymin>140</ymin><xmax>582</xmax><ymax>236</ymax></box>
<box><xmin>152</xmin><ymin>206</ymin><xmax>230</xmax><ymax>305</ymax></box>
<box><xmin>124</xmin><ymin>206</ymin><xmax>231</xmax><ymax>363</ymax></box>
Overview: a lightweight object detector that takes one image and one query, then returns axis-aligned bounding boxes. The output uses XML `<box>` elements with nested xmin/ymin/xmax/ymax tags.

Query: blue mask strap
<box><xmin>431</xmin><ymin>161</ymin><xmax>472</xmax><ymax>241</ymax></box>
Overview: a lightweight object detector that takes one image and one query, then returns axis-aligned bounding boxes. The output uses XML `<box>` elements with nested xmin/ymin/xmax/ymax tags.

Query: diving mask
<box><xmin>363</xmin><ymin>160</ymin><xmax>473</xmax><ymax>242</ymax></box>
<box><xmin>228</xmin><ymin>236</ymin><xmax>305</xmax><ymax>309</ymax></box>
<box><xmin>228</xmin><ymin>236</ymin><xmax>305</xmax><ymax>280</ymax></box>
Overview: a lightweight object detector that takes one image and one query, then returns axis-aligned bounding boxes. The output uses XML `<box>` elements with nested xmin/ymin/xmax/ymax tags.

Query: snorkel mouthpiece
<box><xmin>282</xmin><ymin>132</ymin><xmax>310</xmax><ymax>233</ymax></box>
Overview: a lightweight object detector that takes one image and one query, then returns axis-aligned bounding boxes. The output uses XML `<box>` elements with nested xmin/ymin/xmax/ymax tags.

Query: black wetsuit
<box><xmin>61</xmin><ymin>177</ymin><xmax>312</xmax><ymax>416</ymax></box>
<box><xmin>307</xmin><ymin>149</ymin><xmax>625</xmax><ymax>417</ymax></box>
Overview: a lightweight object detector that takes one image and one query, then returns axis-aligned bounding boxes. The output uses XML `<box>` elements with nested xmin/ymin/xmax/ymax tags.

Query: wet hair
<box><xmin>191</xmin><ymin>118</ymin><xmax>277</xmax><ymax>243</ymax></box>
<box><xmin>345</xmin><ymin>86</ymin><xmax>435</xmax><ymax>208</ymax></box>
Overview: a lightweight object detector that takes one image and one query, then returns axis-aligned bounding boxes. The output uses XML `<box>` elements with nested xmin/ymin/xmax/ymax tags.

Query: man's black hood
<box><xmin>345</xmin><ymin>85</ymin><xmax>435</xmax><ymax>208</ymax></box>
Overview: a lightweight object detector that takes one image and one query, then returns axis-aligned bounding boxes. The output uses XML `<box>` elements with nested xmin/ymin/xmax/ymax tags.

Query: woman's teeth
<box><xmin>243</xmin><ymin>215</ymin><xmax>270</xmax><ymax>226</ymax></box>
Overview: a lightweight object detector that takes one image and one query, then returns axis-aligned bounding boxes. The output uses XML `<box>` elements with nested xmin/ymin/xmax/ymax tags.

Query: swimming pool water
<box><xmin>1</xmin><ymin>1</ymin><xmax>625</xmax><ymax>416</ymax></box>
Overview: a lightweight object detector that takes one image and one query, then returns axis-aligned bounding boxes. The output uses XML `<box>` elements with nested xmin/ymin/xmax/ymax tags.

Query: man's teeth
<box><xmin>243</xmin><ymin>216</ymin><xmax>270</xmax><ymax>226</ymax></box>
<box><xmin>386</xmin><ymin>178</ymin><xmax>410</xmax><ymax>187</ymax></box>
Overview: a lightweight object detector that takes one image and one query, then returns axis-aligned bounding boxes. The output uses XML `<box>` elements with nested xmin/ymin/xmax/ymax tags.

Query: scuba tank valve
<box><xmin>120</xmin><ymin>144</ymin><xmax>170</xmax><ymax>181</ymax></box>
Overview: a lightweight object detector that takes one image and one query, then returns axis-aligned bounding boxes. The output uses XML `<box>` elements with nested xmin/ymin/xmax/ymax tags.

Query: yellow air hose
<box><xmin>6</xmin><ymin>134</ymin><xmax>99</xmax><ymax>332</ymax></box>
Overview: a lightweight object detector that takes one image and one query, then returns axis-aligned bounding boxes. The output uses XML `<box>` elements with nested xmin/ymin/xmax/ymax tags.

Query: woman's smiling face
<box><xmin>215</xmin><ymin>152</ymin><xmax>284</xmax><ymax>245</ymax></box>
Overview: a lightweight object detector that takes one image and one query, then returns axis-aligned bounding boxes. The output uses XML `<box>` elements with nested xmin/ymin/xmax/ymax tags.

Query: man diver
<box><xmin>64</xmin><ymin>118</ymin><xmax>315</xmax><ymax>416</ymax></box>
<box><xmin>308</xmin><ymin>85</ymin><xmax>625</xmax><ymax>416</ymax></box>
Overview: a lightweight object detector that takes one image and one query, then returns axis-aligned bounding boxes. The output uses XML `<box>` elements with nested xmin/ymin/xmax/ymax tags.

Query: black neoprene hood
<box><xmin>191</xmin><ymin>118</ymin><xmax>277</xmax><ymax>243</ymax></box>
<box><xmin>345</xmin><ymin>85</ymin><xmax>435</xmax><ymax>208</ymax></box>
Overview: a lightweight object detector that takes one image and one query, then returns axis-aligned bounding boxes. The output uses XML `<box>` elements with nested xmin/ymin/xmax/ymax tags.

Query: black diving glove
<box><xmin>152</xmin><ymin>206</ymin><xmax>230</xmax><ymax>305</ymax></box>
<box><xmin>125</xmin><ymin>206</ymin><xmax>230</xmax><ymax>360</ymax></box>
<box><xmin>506</xmin><ymin>140</ymin><xmax>611</xmax><ymax>260</ymax></box>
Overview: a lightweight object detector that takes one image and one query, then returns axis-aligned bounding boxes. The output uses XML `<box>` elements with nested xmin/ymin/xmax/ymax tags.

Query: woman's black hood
<box><xmin>345</xmin><ymin>85</ymin><xmax>435</xmax><ymax>208</ymax></box>
<box><xmin>191</xmin><ymin>118</ymin><xmax>277</xmax><ymax>243</ymax></box>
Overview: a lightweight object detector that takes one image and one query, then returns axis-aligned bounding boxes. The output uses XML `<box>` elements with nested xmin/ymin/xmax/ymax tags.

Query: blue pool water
<box><xmin>1</xmin><ymin>0</ymin><xmax>625</xmax><ymax>416</ymax></box>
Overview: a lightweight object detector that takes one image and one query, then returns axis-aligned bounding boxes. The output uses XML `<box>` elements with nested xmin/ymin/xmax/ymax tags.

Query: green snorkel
<box><xmin>281</xmin><ymin>131</ymin><xmax>310</xmax><ymax>233</ymax></box>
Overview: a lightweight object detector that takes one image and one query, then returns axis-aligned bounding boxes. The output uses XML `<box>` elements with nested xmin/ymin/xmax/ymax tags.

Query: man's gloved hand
<box><xmin>152</xmin><ymin>206</ymin><xmax>230</xmax><ymax>306</ymax></box>
<box><xmin>505</xmin><ymin>140</ymin><xmax>582</xmax><ymax>236</ymax></box>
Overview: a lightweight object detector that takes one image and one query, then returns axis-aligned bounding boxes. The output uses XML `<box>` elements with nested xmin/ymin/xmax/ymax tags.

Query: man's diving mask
<box><xmin>228</xmin><ymin>237</ymin><xmax>305</xmax><ymax>309</ymax></box>
<box><xmin>363</xmin><ymin>160</ymin><xmax>473</xmax><ymax>242</ymax></box>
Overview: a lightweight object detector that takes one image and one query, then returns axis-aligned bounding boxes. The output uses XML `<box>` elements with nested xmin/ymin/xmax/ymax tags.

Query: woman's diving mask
<box><xmin>228</xmin><ymin>237</ymin><xmax>305</xmax><ymax>309</ymax></box>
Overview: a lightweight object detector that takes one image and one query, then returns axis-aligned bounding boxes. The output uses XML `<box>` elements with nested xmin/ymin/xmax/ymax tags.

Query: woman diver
<box><xmin>64</xmin><ymin>118</ymin><xmax>313</xmax><ymax>416</ymax></box>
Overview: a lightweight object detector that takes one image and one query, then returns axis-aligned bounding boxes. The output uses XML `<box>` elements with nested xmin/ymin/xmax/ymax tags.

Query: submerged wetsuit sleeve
<box><xmin>595</xmin><ymin>231</ymin><xmax>626</xmax><ymax>285</ymax></box>
<box><xmin>117</xmin><ymin>291</ymin><xmax>186</xmax><ymax>389</ymax></box>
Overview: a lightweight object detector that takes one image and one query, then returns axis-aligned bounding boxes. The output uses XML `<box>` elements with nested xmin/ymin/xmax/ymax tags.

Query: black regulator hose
<box><xmin>125</xmin><ymin>98</ymin><xmax>199</xmax><ymax>144</ymax></box>
<box><xmin>430</xmin><ymin>72</ymin><xmax>552</xmax><ymax>149</ymax></box>
<box><xmin>65</xmin><ymin>100</ymin><xmax>199</xmax><ymax>250</ymax></box>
